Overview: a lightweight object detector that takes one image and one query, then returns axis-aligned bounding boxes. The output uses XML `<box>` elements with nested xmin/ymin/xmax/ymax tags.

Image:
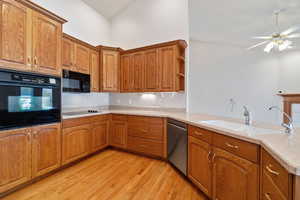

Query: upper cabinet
<box><xmin>90</xmin><ymin>50</ymin><xmax>100</xmax><ymax>92</ymax></box>
<box><xmin>101</xmin><ymin>48</ymin><xmax>120</xmax><ymax>92</ymax></box>
<box><xmin>0</xmin><ymin>0</ymin><xmax>66</xmax><ymax>76</ymax></box>
<box><xmin>62</xmin><ymin>34</ymin><xmax>97</xmax><ymax>75</ymax></box>
<box><xmin>120</xmin><ymin>40</ymin><xmax>187</xmax><ymax>93</ymax></box>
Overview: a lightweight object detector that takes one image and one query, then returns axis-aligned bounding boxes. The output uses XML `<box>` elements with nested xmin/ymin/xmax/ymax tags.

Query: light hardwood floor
<box><xmin>3</xmin><ymin>150</ymin><xmax>207</xmax><ymax>200</ymax></box>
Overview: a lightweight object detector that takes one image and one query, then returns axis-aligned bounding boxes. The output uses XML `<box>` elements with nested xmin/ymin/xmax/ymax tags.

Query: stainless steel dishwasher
<box><xmin>167</xmin><ymin>119</ymin><xmax>187</xmax><ymax>176</ymax></box>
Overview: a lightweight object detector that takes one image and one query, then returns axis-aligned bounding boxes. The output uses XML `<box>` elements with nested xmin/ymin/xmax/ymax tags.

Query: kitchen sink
<box><xmin>199</xmin><ymin>120</ymin><xmax>283</xmax><ymax>135</ymax></box>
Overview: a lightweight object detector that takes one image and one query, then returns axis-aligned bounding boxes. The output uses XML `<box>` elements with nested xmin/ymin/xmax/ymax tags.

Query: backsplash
<box><xmin>110</xmin><ymin>93</ymin><xmax>186</xmax><ymax>109</ymax></box>
<box><xmin>62</xmin><ymin>93</ymin><xmax>109</xmax><ymax>109</ymax></box>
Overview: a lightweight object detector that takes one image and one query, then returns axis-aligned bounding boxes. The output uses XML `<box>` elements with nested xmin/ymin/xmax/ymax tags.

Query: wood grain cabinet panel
<box><xmin>62</xmin><ymin>124</ymin><xmax>91</xmax><ymax>165</ymax></box>
<box><xmin>62</xmin><ymin>37</ymin><xmax>74</xmax><ymax>70</ymax></box>
<box><xmin>90</xmin><ymin>50</ymin><xmax>100</xmax><ymax>92</ymax></box>
<box><xmin>75</xmin><ymin>44</ymin><xmax>90</xmax><ymax>74</ymax></box>
<box><xmin>0</xmin><ymin>128</ymin><xmax>31</xmax><ymax>193</ymax></box>
<box><xmin>110</xmin><ymin>120</ymin><xmax>127</xmax><ymax>149</ymax></box>
<box><xmin>159</xmin><ymin>46</ymin><xmax>176</xmax><ymax>91</ymax></box>
<box><xmin>102</xmin><ymin>49</ymin><xmax>120</xmax><ymax>92</ymax></box>
<box><xmin>31</xmin><ymin>123</ymin><xmax>61</xmax><ymax>178</ymax></box>
<box><xmin>127</xmin><ymin>136</ymin><xmax>163</xmax><ymax>157</ymax></box>
<box><xmin>121</xmin><ymin>54</ymin><xmax>134</xmax><ymax>92</ymax></box>
<box><xmin>32</xmin><ymin>11</ymin><xmax>62</xmax><ymax>76</ymax></box>
<box><xmin>0</xmin><ymin>0</ymin><xmax>32</xmax><ymax>72</ymax></box>
<box><xmin>212</xmin><ymin>147</ymin><xmax>259</xmax><ymax>200</ymax></box>
<box><xmin>262</xmin><ymin>171</ymin><xmax>287</xmax><ymax>200</ymax></box>
<box><xmin>144</xmin><ymin>49</ymin><xmax>160</xmax><ymax>91</ymax></box>
<box><xmin>132</xmin><ymin>52</ymin><xmax>145</xmax><ymax>91</ymax></box>
<box><xmin>91</xmin><ymin>121</ymin><xmax>109</xmax><ymax>153</ymax></box>
<box><xmin>188</xmin><ymin>136</ymin><xmax>212</xmax><ymax>198</ymax></box>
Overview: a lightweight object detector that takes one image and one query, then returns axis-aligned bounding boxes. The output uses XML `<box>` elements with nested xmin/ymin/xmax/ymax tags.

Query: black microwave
<box><xmin>63</xmin><ymin>70</ymin><xmax>90</xmax><ymax>93</ymax></box>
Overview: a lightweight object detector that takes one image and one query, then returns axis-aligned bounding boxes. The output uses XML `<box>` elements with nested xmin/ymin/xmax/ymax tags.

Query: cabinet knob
<box><xmin>264</xmin><ymin>193</ymin><xmax>272</xmax><ymax>200</ymax></box>
<box><xmin>27</xmin><ymin>57</ymin><xmax>32</xmax><ymax>66</ymax></box>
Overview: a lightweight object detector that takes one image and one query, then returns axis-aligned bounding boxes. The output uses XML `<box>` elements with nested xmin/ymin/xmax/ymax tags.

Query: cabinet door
<box><xmin>188</xmin><ymin>136</ymin><xmax>212</xmax><ymax>197</ymax></box>
<box><xmin>144</xmin><ymin>49</ymin><xmax>160</xmax><ymax>91</ymax></box>
<box><xmin>32</xmin><ymin>123</ymin><xmax>61</xmax><ymax>178</ymax></box>
<box><xmin>212</xmin><ymin>147</ymin><xmax>259</xmax><ymax>200</ymax></box>
<box><xmin>75</xmin><ymin>44</ymin><xmax>90</xmax><ymax>74</ymax></box>
<box><xmin>159</xmin><ymin>46</ymin><xmax>176</xmax><ymax>91</ymax></box>
<box><xmin>32</xmin><ymin>11</ymin><xmax>62</xmax><ymax>76</ymax></box>
<box><xmin>91</xmin><ymin>121</ymin><xmax>109</xmax><ymax>153</ymax></box>
<box><xmin>90</xmin><ymin>50</ymin><xmax>100</xmax><ymax>92</ymax></box>
<box><xmin>0</xmin><ymin>0</ymin><xmax>32</xmax><ymax>72</ymax></box>
<box><xmin>102</xmin><ymin>50</ymin><xmax>120</xmax><ymax>92</ymax></box>
<box><xmin>121</xmin><ymin>54</ymin><xmax>134</xmax><ymax>92</ymax></box>
<box><xmin>62</xmin><ymin>38</ymin><xmax>74</xmax><ymax>70</ymax></box>
<box><xmin>133</xmin><ymin>52</ymin><xmax>145</xmax><ymax>91</ymax></box>
<box><xmin>0</xmin><ymin>128</ymin><xmax>31</xmax><ymax>193</ymax></box>
<box><xmin>110</xmin><ymin>121</ymin><xmax>127</xmax><ymax>148</ymax></box>
<box><xmin>62</xmin><ymin>124</ymin><xmax>91</xmax><ymax>165</ymax></box>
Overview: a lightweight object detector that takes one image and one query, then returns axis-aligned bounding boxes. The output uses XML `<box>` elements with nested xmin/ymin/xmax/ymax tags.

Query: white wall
<box><xmin>188</xmin><ymin>0</ymin><xmax>300</xmax><ymax>124</ymax></box>
<box><xmin>32</xmin><ymin>0</ymin><xmax>111</xmax><ymax>46</ymax></box>
<box><xmin>32</xmin><ymin>0</ymin><xmax>111</xmax><ymax>108</ymax></box>
<box><xmin>110</xmin><ymin>0</ymin><xmax>189</xmax><ymax>109</ymax></box>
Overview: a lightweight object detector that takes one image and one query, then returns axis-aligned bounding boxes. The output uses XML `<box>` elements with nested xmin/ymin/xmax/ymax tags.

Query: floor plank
<box><xmin>2</xmin><ymin>150</ymin><xmax>207</xmax><ymax>200</ymax></box>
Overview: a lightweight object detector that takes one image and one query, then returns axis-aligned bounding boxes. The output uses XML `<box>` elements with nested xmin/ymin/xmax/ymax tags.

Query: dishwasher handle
<box><xmin>168</xmin><ymin>123</ymin><xmax>187</xmax><ymax>132</ymax></box>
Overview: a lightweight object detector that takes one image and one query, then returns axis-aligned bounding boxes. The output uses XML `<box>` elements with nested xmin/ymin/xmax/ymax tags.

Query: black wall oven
<box><xmin>0</xmin><ymin>69</ymin><xmax>61</xmax><ymax>131</ymax></box>
<box><xmin>63</xmin><ymin>70</ymin><xmax>90</xmax><ymax>93</ymax></box>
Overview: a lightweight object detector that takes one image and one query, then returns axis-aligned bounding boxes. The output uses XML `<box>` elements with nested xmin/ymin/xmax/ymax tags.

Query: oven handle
<box><xmin>0</xmin><ymin>81</ymin><xmax>59</xmax><ymax>89</ymax></box>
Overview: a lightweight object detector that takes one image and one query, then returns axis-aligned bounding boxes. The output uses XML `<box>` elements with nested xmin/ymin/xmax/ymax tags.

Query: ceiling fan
<box><xmin>248</xmin><ymin>9</ymin><xmax>300</xmax><ymax>53</ymax></box>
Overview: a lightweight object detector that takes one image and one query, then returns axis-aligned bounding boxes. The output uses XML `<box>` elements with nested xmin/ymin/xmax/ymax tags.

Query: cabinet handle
<box><xmin>194</xmin><ymin>131</ymin><xmax>203</xmax><ymax>136</ymax></box>
<box><xmin>225</xmin><ymin>142</ymin><xmax>239</xmax><ymax>149</ymax></box>
<box><xmin>207</xmin><ymin>151</ymin><xmax>212</xmax><ymax>162</ymax></box>
<box><xmin>33</xmin><ymin>56</ymin><xmax>38</xmax><ymax>68</ymax></box>
<box><xmin>211</xmin><ymin>153</ymin><xmax>216</xmax><ymax>163</ymax></box>
<box><xmin>26</xmin><ymin>130</ymin><xmax>31</xmax><ymax>141</ymax></box>
<box><xmin>265</xmin><ymin>193</ymin><xmax>272</xmax><ymax>200</ymax></box>
<box><xmin>266</xmin><ymin>165</ymin><xmax>280</xmax><ymax>176</ymax></box>
<box><xmin>27</xmin><ymin>57</ymin><xmax>32</xmax><ymax>66</ymax></box>
<box><xmin>33</xmin><ymin>131</ymin><xmax>38</xmax><ymax>139</ymax></box>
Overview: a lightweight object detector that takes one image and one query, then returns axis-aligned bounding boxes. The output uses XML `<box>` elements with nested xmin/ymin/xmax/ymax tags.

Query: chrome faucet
<box><xmin>243</xmin><ymin>106</ymin><xmax>251</xmax><ymax>125</ymax></box>
<box><xmin>268</xmin><ymin>106</ymin><xmax>294</xmax><ymax>134</ymax></box>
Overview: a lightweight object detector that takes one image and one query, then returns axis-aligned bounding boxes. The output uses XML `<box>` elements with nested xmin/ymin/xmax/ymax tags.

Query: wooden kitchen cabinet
<box><xmin>32</xmin><ymin>11</ymin><xmax>62</xmax><ymax>76</ymax></box>
<box><xmin>75</xmin><ymin>43</ymin><xmax>90</xmax><ymax>74</ymax></box>
<box><xmin>31</xmin><ymin>123</ymin><xmax>61</xmax><ymax>178</ymax></box>
<box><xmin>121</xmin><ymin>54</ymin><xmax>134</xmax><ymax>92</ymax></box>
<box><xmin>144</xmin><ymin>49</ymin><xmax>160</xmax><ymax>91</ymax></box>
<box><xmin>212</xmin><ymin>147</ymin><xmax>259</xmax><ymax>200</ymax></box>
<box><xmin>110</xmin><ymin>115</ymin><xmax>127</xmax><ymax>148</ymax></box>
<box><xmin>90</xmin><ymin>50</ymin><xmax>100</xmax><ymax>92</ymax></box>
<box><xmin>62</xmin><ymin>124</ymin><xmax>92</xmax><ymax>165</ymax></box>
<box><xmin>62</xmin><ymin>37</ymin><xmax>75</xmax><ymax>70</ymax></box>
<box><xmin>132</xmin><ymin>52</ymin><xmax>145</xmax><ymax>91</ymax></box>
<box><xmin>91</xmin><ymin>121</ymin><xmax>109</xmax><ymax>153</ymax></box>
<box><xmin>0</xmin><ymin>0</ymin><xmax>32</xmax><ymax>72</ymax></box>
<box><xmin>101</xmin><ymin>48</ymin><xmax>120</xmax><ymax>92</ymax></box>
<box><xmin>0</xmin><ymin>0</ymin><xmax>66</xmax><ymax>76</ymax></box>
<box><xmin>188</xmin><ymin>136</ymin><xmax>212</xmax><ymax>197</ymax></box>
<box><xmin>0</xmin><ymin>128</ymin><xmax>31</xmax><ymax>193</ymax></box>
<box><xmin>120</xmin><ymin>40</ymin><xmax>187</xmax><ymax>92</ymax></box>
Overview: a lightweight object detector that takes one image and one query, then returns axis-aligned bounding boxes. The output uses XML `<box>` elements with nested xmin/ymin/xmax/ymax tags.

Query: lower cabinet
<box><xmin>110</xmin><ymin>119</ymin><xmax>127</xmax><ymax>149</ymax></box>
<box><xmin>0</xmin><ymin>123</ymin><xmax>61</xmax><ymax>194</ymax></box>
<box><xmin>0</xmin><ymin>128</ymin><xmax>31</xmax><ymax>193</ymax></box>
<box><xmin>62</xmin><ymin>124</ymin><xmax>92</xmax><ymax>165</ymax></box>
<box><xmin>212</xmin><ymin>147</ymin><xmax>259</xmax><ymax>200</ymax></box>
<box><xmin>32</xmin><ymin>124</ymin><xmax>61</xmax><ymax>178</ymax></box>
<box><xmin>91</xmin><ymin>121</ymin><xmax>109</xmax><ymax>153</ymax></box>
<box><xmin>188</xmin><ymin>136</ymin><xmax>212</xmax><ymax>197</ymax></box>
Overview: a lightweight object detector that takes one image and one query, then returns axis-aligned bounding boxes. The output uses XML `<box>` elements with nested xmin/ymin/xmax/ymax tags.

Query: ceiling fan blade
<box><xmin>264</xmin><ymin>42</ymin><xmax>275</xmax><ymax>53</ymax></box>
<box><xmin>252</xmin><ymin>36</ymin><xmax>272</xmax><ymax>40</ymax></box>
<box><xmin>286</xmin><ymin>33</ymin><xmax>300</xmax><ymax>39</ymax></box>
<box><xmin>281</xmin><ymin>26</ymin><xmax>300</xmax><ymax>36</ymax></box>
<box><xmin>247</xmin><ymin>41</ymin><xmax>269</xmax><ymax>50</ymax></box>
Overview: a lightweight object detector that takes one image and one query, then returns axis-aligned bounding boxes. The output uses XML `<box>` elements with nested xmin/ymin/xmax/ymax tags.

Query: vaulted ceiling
<box><xmin>83</xmin><ymin>0</ymin><xmax>136</xmax><ymax>19</ymax></box>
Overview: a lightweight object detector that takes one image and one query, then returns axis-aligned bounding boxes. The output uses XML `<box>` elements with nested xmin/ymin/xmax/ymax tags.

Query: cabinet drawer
<box><xmin>213</xmin><ymin>133</ymin><xmax>259</xmax><ymax>163</ymax></box>
<box><xmin>127</xmin><ymin>136</ymin><xmax>163</xmax><ymax>157</ymax></box>
<box><xmin>189</xmin><ymin>125</ymin><xmax>213</xmax><ymax>144</ymax></box>
<box><xmin>63</xmin><ymin>117</ymin><xmax>92</xmax><ymax>128</ymax></box>
<box><xmin>90</xmin><ymin>114</ymin><xmax>110</xmax><ymax>122</ymax></box>
<box><xmin>262</xmin><ymin>172</ymin><xmax>287</xmax><ymax>200</ymax></box>
<box><xmin>112</xmin><ymin>114</ymin><xmax>127</xmax><ymax>121</ymax></box>
<box><xmin>262</xmin><ymin>149</ymin><xmax>291</xmax><ymax>199</ymax></box>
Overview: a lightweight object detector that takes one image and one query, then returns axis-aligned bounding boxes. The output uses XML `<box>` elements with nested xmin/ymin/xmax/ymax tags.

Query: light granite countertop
<box><xmin>62</xmin><ymin>107</ymin><xmax>300</xmax><ymax>176</ymax></box>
